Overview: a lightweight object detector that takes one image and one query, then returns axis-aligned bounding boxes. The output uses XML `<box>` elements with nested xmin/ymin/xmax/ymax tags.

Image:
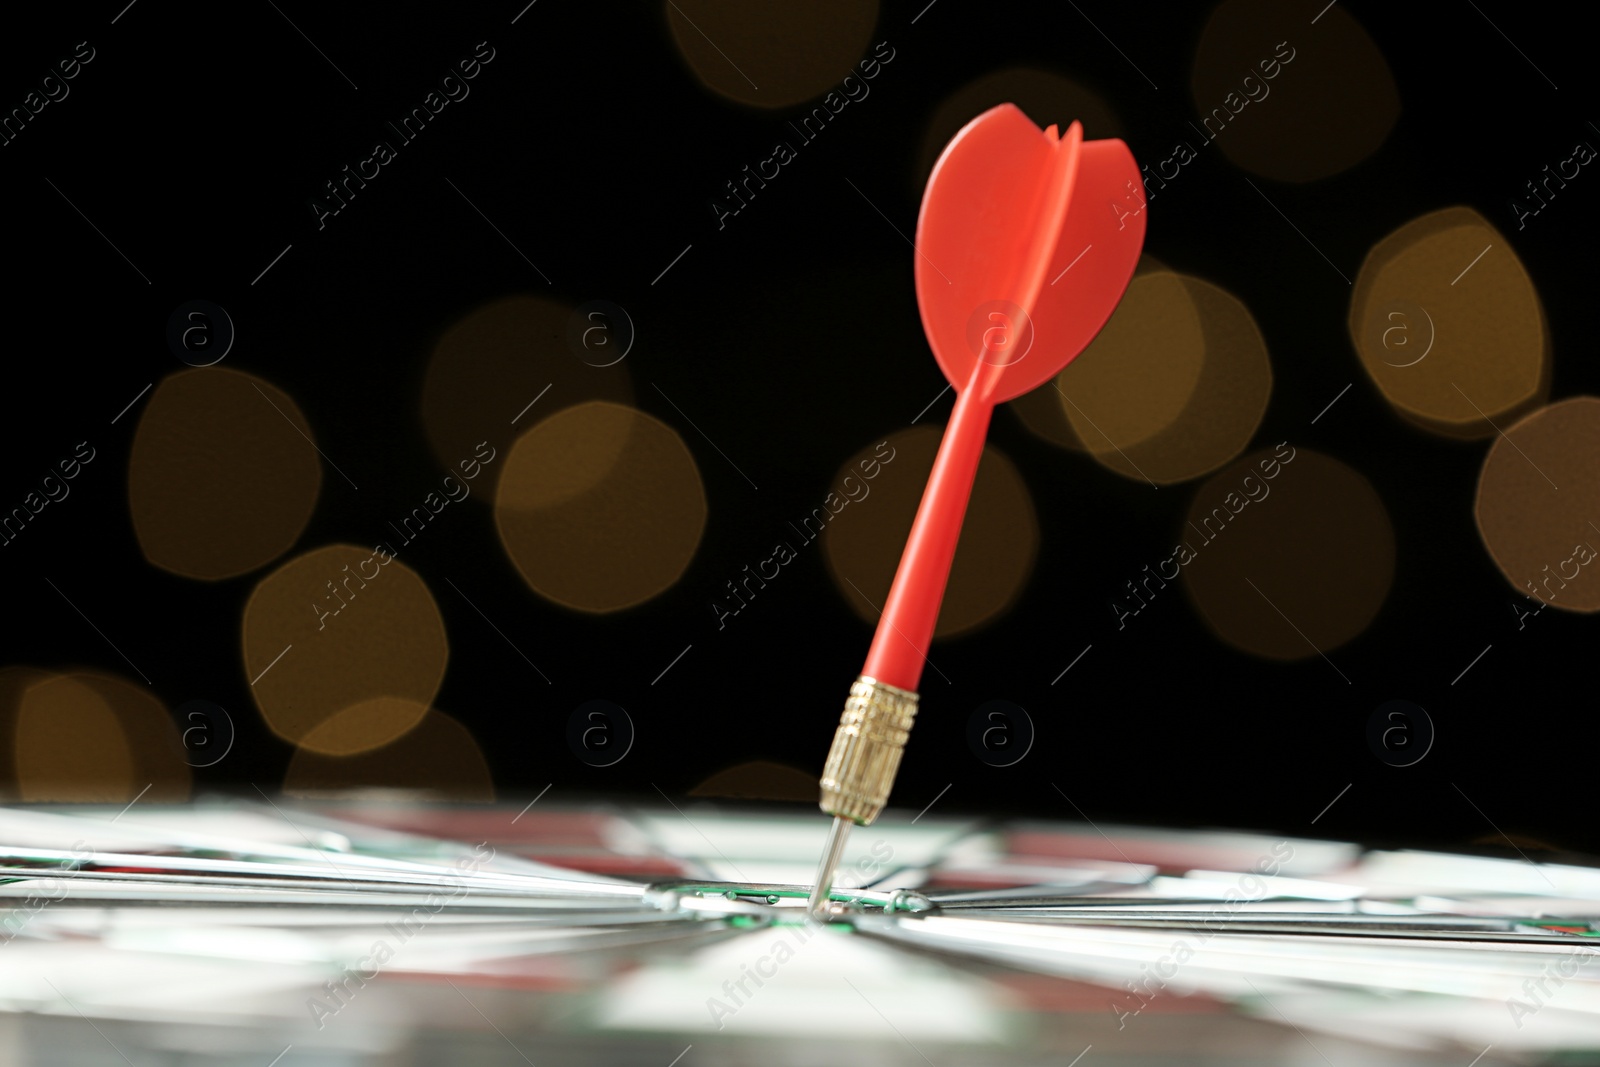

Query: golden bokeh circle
<box><xmin>0</xmin><ymin>665</ymin><xmax>51</xmax><ymax>800</ymax></box>
<box><xmin>1059</xmin><ymin>272</ymin><xmax>1206</xmax><ymax>453</ymax></box>
<box><xmin>1181</xmin><ymin>447</ymin><xmax>1394</xmax><ymax>660</ymax></box>
<box><xmin>17</xmin><ymin>675</ymin><xmax>131</xmax><ymax>802</ymax></box>
<box><xmin>1350</xmin><ymin>207</ymin><xmax>1547</xmax><ymax>438</ymax></box>
<box><xmin>422</xmin><ymin>295</ymin><xmax>634</xmax><ymax>499</ymax></box>
<box><xmin>285</xmin><ymin>706</ymin><xmax>493</xmax><ymax>802</ymax></box>
<box><xmin>1475</xmin><ymin>397</ymin><xmax>1600</xmax><ymax>612</ymax></box>
<box><xmin>1051</xmin><ymin>273</ymin><xmax>1272</xmax><ymax>484</ymax></box>
<box><xmin>12</xmin><ymin>671</ymin><xmax>191</xmax><ymax>803</ymax></box>
<box><xmin>243</xmin><ymin>544</ymin><xmax>447</xmax><ymax>755</ymax></box>
<box><xmin>129</xmin><ymin>368</ymin><xmax>322</xmax><ymax>580</ymax></box>
<box><xmin>298</xmin><ymin>697</ymin><xmax>436</xmax><ymax>756</ymax></box>
<box><xmin>1009</xmin><ymin>254</ymin><xmax>1169</xmax><ymax>450</ymax></box>
<box><xmin>665</xmin><ymin>0</ymin><xmax>880</xmax><ymax>109</ymax></box>
<box><xmin>1190</xmin><ymin>0</ymin><xmax>1398</xmax><ymax>182</ymax></box>
<box><xmin>1009</xmin><ymin>379</ymin><xmax>1083</xmax><ymax>451</ymax></box>
<box><xmin>496</xmin><ymin>401</ymin><xmax>707</xmax><ymax>613</ymax></box>
<box><xmin>823</xmin><ymin>429</ymin><xmax>1038</xmax><ymax>639</ymax></box>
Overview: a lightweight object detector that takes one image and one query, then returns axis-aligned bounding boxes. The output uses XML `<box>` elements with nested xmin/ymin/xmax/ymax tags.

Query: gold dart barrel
<box><xmin>818</xmin><ymin>676</ymin><xmax>919</xmax><ymax>826</ymax></box>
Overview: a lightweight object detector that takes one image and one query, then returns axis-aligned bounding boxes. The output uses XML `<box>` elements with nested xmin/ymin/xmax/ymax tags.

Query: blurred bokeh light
<box><xmin>824</xmin><ymin>429</ymin><xmax>1037</xmax><ymax>639</ymax></box>
<box><xmin>1181</xmin><ymin>447</ymin><xmax>1394</xmax><ymax>661</ymax></box>
<box><xmin>496</xmin><ymin>401</ymin><xmax>707</xmax><ymax>613</ymax></box>
<box><xmin>11</xmin><ymin>671</ymin><xmax>190</xmax><ymax>803</ymax></box>
<box><xmin>665</xmin><ymin>0</ymin><xmax>879</xmax><ymax>109</ymax></box>
<box><xmin>1350</xmin><ymin>207</ymin><xmax>1548</xmax><ymax>438</ymax></box>
<box><xmin>284</xmin><ymin>706</ymin><xmax>493</xmax><ymax>801</ymax></box>
<box><xmin>1475</xmin><ymin>397</ymin><xmax>1600</xmax><ymax>612</ymax></box>
<box><xmin>1024</xmin><ymin>272</ymin><xmax>1271</xmax><ymax>484</ymax></box>
<box><xmin>1190</xmin><ymin>0</ymin><xmax>1398</xmax><ymax>182</ymax></box>
<box><xmin>129</xmin><ymin>368</ymin><xmax>322</xmax><ymax>580</ymax></box>
<box><xmin>243</xmin><ymin>544</ymin><xmax>448</xmax><ymax>755</ymax></box>
<box><xmin>0</xmin><ymin>666</ymin><xmax>49</xmax><ymax>800</ymax></box>
<box><xmin>422</xmin><ymin>295</ymin><xmax>634</xmax><ymax>499</ymax></box>
<box><xmin>1009</xmin><ymin>254</ymin><xmax>1168</xmax><ymax>450</ymax></box>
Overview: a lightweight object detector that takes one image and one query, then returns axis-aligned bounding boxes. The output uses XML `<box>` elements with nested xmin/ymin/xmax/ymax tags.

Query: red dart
<box><xmin>809</xmin><ymin>104</ymin><xmax>1146</xmax><ymax>914</ymax></box>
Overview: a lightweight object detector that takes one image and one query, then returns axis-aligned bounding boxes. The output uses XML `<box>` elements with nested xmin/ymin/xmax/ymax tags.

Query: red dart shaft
<box><xmin>862</xmin><ymin>384</ymin><xmax>993</xmax><ymax>690</ymax></box>
<box><xmin>814</xmin><ymin>107</ymin><xmax>1146</xmax><ymax>916</ymax></box>
<box><xmin>811</xmin><ymin>371</ymin><xmax>995</xmax><ymax>917</ymax></box>
<box><xmin>858</xmin><ymin>128</ymin><xmax>1077</xmax><ymax>691</ymax></box>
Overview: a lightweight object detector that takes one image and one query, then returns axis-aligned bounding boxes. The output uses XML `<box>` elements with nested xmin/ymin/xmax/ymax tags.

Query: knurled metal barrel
<box><xmin>818</xmin><ymin>676</ymin><xmax>919</xmax><ymax>825</ymax></box>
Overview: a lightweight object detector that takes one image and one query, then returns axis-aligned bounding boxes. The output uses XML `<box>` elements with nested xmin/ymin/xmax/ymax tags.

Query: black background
<box><xmin>2</xmin><ymin>1</ymin><xmax>1595</xmax><ymax>855</ymax></box>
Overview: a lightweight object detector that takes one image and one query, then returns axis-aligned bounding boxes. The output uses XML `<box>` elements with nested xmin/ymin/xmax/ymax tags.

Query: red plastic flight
<box><xmin>863</xmin><ymin>104</ymin><xmax>1147</xmax><ymax>689</ymax></box>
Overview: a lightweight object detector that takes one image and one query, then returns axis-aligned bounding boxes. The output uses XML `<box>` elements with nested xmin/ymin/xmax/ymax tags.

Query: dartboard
<box><xmin>3</xmin><ymin>800</ymin><xmax>1596</xmax><ymax>1065</ymax></box>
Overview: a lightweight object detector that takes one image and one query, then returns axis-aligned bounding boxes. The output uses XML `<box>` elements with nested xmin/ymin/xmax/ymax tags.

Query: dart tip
<box><xmin>807</xmin><ymin>815</ymin><xmax>853</xmax><ymax>917</ymax></box>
